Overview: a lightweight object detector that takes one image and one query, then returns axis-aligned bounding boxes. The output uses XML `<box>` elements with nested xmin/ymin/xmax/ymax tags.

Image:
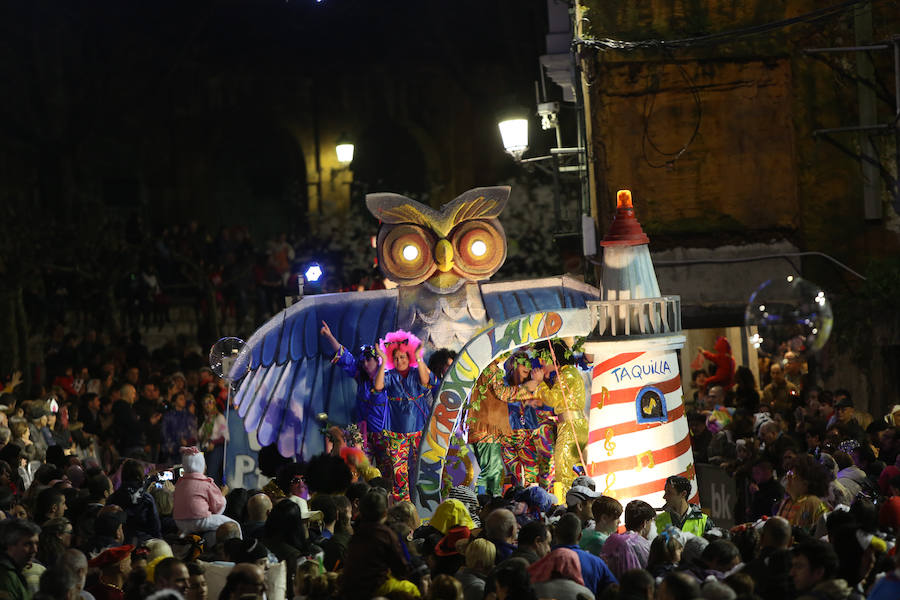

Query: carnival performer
<box><xmin>501</xmin><ymin>351</ymin><xmax>544</xmax><ymax>488</ymax></box>
<box><xmin>534</xmin><ymin>340</ymin><xmax>589</xmax><ymax>490</ymax></box>
<box><xmin>468</xmin><ymin>357</ymin><xmax>541</xmax><ymax>496</ymax></box>
<box><xmin>373</xmin><ymin>330</ymin><xmax>437</xmax><ymax>502</ymax></box>
<box><xmin>320</xmin><ymin>320</ymin><xmax>390</xmax><ymax>477</ymax></box>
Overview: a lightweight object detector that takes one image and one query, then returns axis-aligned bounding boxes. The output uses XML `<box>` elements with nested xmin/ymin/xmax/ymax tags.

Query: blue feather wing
<box><xmin>479</xmin><ymin>275</ymin><xmax>601</xmax><ymax>321</ymax></box>
<box><xmin>232</xmin><ymin>289</ymin><xmax>398</xmax><ymax>458</ymax></box>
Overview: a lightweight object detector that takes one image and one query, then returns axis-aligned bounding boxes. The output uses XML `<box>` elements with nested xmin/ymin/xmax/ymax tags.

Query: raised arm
<box><xmin>374</xmin><ymin>344</ymin><xmax>387</xmax><ymax>391</ymax></box>
<box><xmin>416</xmin><ymin>345</ymin><xmax>431</xmax><ymax>386</ymax></box>
<box><xmin>488</xmin><ymin>363</ymin><xmax>540</xmax><ymax>403</ymax></box>
<box><xmin>319</xmin><ymin>320</ymin><xmax>342</xmax><ymax>353</ymax></box>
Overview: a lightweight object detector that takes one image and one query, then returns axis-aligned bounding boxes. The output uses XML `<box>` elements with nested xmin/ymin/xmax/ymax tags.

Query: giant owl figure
<box><xmin>227</xmin><ymin>186</ymin><xmax>600</xmax><ymax>472</ymax></box>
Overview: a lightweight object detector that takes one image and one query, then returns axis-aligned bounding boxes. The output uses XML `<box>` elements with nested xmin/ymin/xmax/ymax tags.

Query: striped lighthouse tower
<box><xmin>584</xmin><ymin>190</ymin><xmax>697</xmax><ymax>506</ymax></box>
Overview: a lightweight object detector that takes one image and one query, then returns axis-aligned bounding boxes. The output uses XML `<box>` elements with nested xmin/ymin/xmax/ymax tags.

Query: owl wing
<box><xmin>479</xmin><ymin>275</ymin><xmax>601</xmax><ymax>321</ymax></box>
<box><xmin>230</xmin><ymin>289</ymin><xmax>398</xmax><ymax>459</ymax></box>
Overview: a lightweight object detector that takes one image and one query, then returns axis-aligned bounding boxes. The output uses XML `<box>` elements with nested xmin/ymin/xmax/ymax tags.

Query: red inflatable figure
<box><xmin>698</xmin><ymin>336</ymin><xmax>735</xmax><ymax>392</ymax></box>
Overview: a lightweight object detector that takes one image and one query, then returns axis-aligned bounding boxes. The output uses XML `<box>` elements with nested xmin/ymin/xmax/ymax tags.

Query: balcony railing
<box><xmin>586</xmin><ymin>296</ymin><xmax>682</xmax><ymax>339</ymax></box>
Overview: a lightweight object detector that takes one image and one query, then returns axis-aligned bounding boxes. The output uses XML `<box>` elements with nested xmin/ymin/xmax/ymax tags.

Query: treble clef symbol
<box><xmin>603</xmin><ymin>472</ymin><xmax>616</xmax><ymax>496</ymax></box>
<box><xmin>604</xmin><ymin>428</ymin><xmax>616</xmax><ymax>456</ymax></box>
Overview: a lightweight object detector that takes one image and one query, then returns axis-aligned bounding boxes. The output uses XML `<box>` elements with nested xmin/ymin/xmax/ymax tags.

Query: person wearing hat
<box><xmin>828</xmin><ymin>393</ymin><xmax>867</xmax><ymax>441</ymax></box>
<box><xmin>466</xmin><ymin>356</ymin><xmax>540</xmax><ymax>497</ymax></box>
<box><xmin>85</xmin><ymin>544</ymin><xmax>134</xmax><ymax>600</ymax></box>
<box><xmin>431</xmin><ymin>525</ymin><xmax>471</xmax><ymax>577</ymax></box>
<box><xmin>656</xmin><ymin>475</ymin><xmax>714</xmax><ymax>536</ymax></box>
<box><xmin>320</xmin><ymin>321</ymin><xmax>390</xmax><ymax>477</ymax></box>
<box><xmin>173</xmin><ymin>446</ymin><xmax>235</xmax><ymax>535</ymax></box>
<box><xmin>565</xmin><ymin>483</ymin><xmax>600</xmax><ymax>529</ymax></box>
<box><xmin>263</xmin><ymin>497</ymin><xmax>323</xmax><ymax>592</ymax></box>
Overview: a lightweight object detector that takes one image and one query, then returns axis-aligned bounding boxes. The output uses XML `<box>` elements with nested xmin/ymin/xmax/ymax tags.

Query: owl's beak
<box><xmin>434</xmin><ymin>239</ymin><xmax>455</xmax><ymax>272</ymax></box>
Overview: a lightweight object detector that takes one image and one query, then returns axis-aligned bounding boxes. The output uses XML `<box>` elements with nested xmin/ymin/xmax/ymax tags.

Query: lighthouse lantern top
<box><xmin>601</xmin><ymin>189</ymin><xmax>650</xmax><ymax>247</ymax></box>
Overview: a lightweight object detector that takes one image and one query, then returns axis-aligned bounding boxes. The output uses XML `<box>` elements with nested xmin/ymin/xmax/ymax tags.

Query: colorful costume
<box><xmin>468</xmin><ymin>362</ymin><xmax>532</xmax><ymax>496</ymax></box>
<box><xmin>382</xmin><ymin>368</ymin><xmax>436</xmax><ymax>501</ymax></box>
<box><xmin>535</xmin><ymin>364</ymin><xmax>588</xmax><ymax>490</ymax></box>
<box><xmin>332</xmin><ymin>346</ymin><xmax>390</xmax><ymax>477</ymax></box>
<box><xmin>503</xmin><ymin>390</ymin><xmax>541</xmax><ymax>487</ymax></box>
<box><xmin>378</xmin><ymin>330</ymin><xmax>436</xmax><ymax>502</ymax></box>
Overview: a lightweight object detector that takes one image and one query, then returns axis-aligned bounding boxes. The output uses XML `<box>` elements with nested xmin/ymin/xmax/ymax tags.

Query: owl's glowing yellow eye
<box><xmin>402</xmin><ymin>245</ymin><xmax>419</xmax><ymax>261</ymax></box>
<box><xmin>449</xmin><ymin>220</ymin><xmax>506</xmax><ymax>279</ymax></box>
<box><xmin>378</xmin><ymin>224</ymin><xmax>437</xmax><ymax>286</ymax></box>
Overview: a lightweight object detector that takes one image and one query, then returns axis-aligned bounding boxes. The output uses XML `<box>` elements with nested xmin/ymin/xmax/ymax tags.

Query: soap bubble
<box><xmin>209</xmin><ymin>337</ymin><xmax>249</xmax><ymax>381</ymax></box>
<box><xmin>744</xmin><ymin>276</ymin><xmax>833</xmax><ymax>358</ymax></box>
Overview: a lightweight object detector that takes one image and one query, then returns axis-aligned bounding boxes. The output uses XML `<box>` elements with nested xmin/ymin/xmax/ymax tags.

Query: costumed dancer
<box><xmin>535</xmin><ymin>340</ymin><xmax>589</xmax><ymax>491</ymax></box>
<box><xmin>320</xmin><ymin>320</ymin><xmax>391</xmax><ymax>478</ymax></box>
<box><xmin>501</xmin><ymin>351</ymin><xmax>544</xmax><ymax>487</ymax></box>
<box><xmin>468</xmin><ymin>358</ymin><xmax>541</xmax><ymax>496</ymax></box>
<box><xmin>374</xmin><ymin>330</ymin><xmax>437</xmax><ymax>502</ymax></box>
<box><xmin>697</xmin><ymin>336</ymin><xmax>735</xmax><ymax>392</ymax></box>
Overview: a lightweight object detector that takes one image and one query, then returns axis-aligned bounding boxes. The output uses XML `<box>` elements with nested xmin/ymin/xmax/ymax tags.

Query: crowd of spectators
<box><xmin>27</xmin><ymin>220</ymin><xmax>384</xmax><ymax>340</ymax></box>
<box><xmin>1</xmin><ymin>322</ymin><xmax>900</xmax><ymax>600</ymax></box>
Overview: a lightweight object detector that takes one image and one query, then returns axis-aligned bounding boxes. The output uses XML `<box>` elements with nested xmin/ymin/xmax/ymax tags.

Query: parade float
<box><xmin>222</xmin><ymin>186</ymin><xmax>697</xmax><ymax>515</ymax></box>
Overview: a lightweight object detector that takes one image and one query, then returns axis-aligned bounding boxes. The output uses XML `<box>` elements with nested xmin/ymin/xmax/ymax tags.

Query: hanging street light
<box><xmin>498</xmin><ymin>117</ymin><xmax>529</xmax><ymax>160</ymax></box>
<box><xmin>335</xmin><ymin>133</ymin><xmax>354</xmax><ymax>165</ymax></box>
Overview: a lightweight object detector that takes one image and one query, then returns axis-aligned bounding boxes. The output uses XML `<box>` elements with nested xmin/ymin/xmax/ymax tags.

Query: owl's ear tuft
<box><xmin>444</xmin><ymin>186</ymin><xmax>510</xmax><ymax>227</ymax></box>
<box><xmin>366</xmin><ymin>193</ymin><xmax>438</xmax><ymax>227</ymax></box>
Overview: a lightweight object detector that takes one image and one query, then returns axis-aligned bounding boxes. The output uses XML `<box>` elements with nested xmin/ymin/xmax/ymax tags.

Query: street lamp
<box><xmin>497</xmin><ymin>89</ymin><xmax>594</xmax><ymax>264</ymax></box>
<box><xmin>498</xmin><ymin>117</ymin><xmax>529</xmax><ymax>160</ymax></box>
<box><xmin>335</xmin><ymin>133</ymin><xmax>354</xmax><ymax>165</ymax></box>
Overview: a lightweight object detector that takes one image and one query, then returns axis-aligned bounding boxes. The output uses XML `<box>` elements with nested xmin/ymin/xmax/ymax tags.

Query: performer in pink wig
<box><xmin>373</xmin><ymin>329</ymin><xmax>437</xmax><ymax>502</ymax></box>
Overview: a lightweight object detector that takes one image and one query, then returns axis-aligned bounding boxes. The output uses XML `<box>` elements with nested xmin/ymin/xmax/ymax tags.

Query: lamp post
<box><xmin>497</xmin><ymin>98</ymin><xmax>594</xmax><ymax>278</ymax></box>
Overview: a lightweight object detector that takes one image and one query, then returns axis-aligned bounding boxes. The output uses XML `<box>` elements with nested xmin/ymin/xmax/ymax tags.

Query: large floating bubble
<box><xmin>744</xmin><ymin>276</ymin><xmax>834</xmax><ymax>358</ymax></box>
<box><xmin>209</xmin><ymin>337</ymin><xmax>250</xmax><ymax>381</ymax></box>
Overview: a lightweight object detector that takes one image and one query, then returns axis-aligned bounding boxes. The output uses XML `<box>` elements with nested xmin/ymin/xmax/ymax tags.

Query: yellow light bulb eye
<box><xmin>470</xmin><ymin>240</ymin><xmax>487</xmax><ymax>257</ymax></box>
<box><xmin>402</xmin><ymin>244</ymin><xmax>419</xmax><ymax>261</ymax></box>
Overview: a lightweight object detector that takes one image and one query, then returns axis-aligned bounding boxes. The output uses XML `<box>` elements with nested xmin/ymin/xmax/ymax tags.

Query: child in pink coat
<box><xmin>173</xmin><ymin>446</ymin><xmax>237</xmax><ymax>533</ymax></box>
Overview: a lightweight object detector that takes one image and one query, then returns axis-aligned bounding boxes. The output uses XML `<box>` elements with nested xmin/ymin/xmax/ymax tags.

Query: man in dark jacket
<box><xmin>0</xmin><ymin>519</ymin><xmax>40</xmax><ymax>600</ymax></box>
<box><xmin>107</xmin><ymin>460</ymin><xmax>161</xmax><ymax>543</ymax></box>
<box><xmin>339</xmin><ymin>489</ymin><xmax>411</xmax><ymax>598</ymax></box>
<box><xmin>112</xmin><ymin>383</ymin><xmax>145</xmax><ymax>457</ymax></box>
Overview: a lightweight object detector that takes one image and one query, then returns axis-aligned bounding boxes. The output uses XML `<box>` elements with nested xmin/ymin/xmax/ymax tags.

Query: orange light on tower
<box><xmin>583</xmin><ymin>189</ymin><xmax>696</xmax><ymax>506</ymax></box>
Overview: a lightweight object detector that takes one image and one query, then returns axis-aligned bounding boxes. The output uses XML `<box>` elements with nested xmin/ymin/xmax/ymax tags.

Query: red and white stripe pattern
<box><xmin>585</xmin><ymin>349</ymin><xmax>698</xmax><ymax>506</ymax></box>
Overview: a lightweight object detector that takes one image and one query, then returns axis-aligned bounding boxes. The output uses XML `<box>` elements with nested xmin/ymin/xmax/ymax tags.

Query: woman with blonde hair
<box><xmin>198</xmin><ymin>394</ymin><xmax>227</xmax><ymax>485</ymax></box>
<box><xmin>454</xmin><ymin>538</ymin><xmax>495</xmax><ymax>600</ymax></box>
